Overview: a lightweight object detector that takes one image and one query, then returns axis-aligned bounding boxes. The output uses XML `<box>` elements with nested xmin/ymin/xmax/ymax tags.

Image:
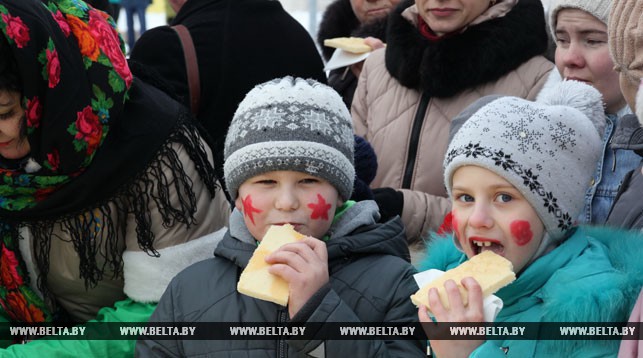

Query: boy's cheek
<box><xmin>306</xmin><ymin>193</ymin><xmax>333</xmax><ymax>221</ymax></box>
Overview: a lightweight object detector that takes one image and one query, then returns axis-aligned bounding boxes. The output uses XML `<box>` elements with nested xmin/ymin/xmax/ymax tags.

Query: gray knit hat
<box><xmin>224</xmin><ymin>77</ymin><xmax>355</xmax><ymax>201</ymax></box>
<box><xmin>444</xmin><ymin>81</ymin><xmax>605</xmax><ymax>241</ymax></box>
<box><xmin>548</xmin><ymin>0</ymin><xmax>611</xmax><ymax>39</ymax></box>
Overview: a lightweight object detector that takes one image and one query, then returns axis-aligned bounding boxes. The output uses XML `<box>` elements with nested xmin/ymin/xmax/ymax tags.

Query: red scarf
<box><xmin>417</xmin><ymin>15</ymin><xmax>459</xmax><ymax>42</ymax></box>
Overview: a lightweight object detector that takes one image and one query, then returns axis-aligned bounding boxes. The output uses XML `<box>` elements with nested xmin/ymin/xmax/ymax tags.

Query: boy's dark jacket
<box><xmin>419</xmin><ymin>226</ymin><xmax>643</xmax><ymax>357</ymax></box>
<box><xmin>136</xmin><ymin>201</ymin><xmax>425</xmax><ymax>357</ymax></box>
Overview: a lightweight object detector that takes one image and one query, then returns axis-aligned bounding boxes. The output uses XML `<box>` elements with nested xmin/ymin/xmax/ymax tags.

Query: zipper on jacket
<box><xmin>278</xmin><ymin>309</ymin><xmax>288</xmax><ymax>357</ymax></box>
<box><xmin>402</xmin><ymin>92</ymin><xmax>431</xmax><ymax>189</ymax></box>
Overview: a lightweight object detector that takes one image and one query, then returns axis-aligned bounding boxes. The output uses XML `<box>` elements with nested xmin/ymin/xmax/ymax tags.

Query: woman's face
<box><xmin>0</xmin><ymin>90</ymin><xmax>29</xmax><ymax>160</ymax></box>
<box><xmin>554</xmin><ymin>9</ymin><xmax>626</xmax><ymax>114</ymax></box>
<box><xmin>415</xmin><ymin>0</ymin><xmax>491</xmax><ymax>36</ymax></box>
<box><xmin>350</xmin><ymin>0</ymin><xmax>402</xmax><ymax>24</ymax></box>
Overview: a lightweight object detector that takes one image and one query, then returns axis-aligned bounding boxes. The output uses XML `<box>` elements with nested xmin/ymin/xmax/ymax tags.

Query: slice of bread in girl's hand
<box><xmin>410</xmin><ymin>251</ymin><xmax>515</xmax><ymax>312</ymax></box>
<box><xmin>323</xmin><ymin>37</ymin><xmax>373</xmax><ymax>54</ymax></box>
<box><xmin>237</xmin><ymin>224</ymin><xmax>305</xmax><ymax>306</ymax></box>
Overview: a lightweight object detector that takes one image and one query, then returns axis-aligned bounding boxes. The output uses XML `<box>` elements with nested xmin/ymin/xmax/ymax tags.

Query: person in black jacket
<box><xmin>136</xmin><ymin>77</ymin><xmax>424</xmax><ymax>357</ymax></box>
<box><xmin>317</xmin><ymin>0</ymin><xmax>398</xmax><ymax>108</ymax></box>
<box><xmin>129</xmin><ymin>0</ymin><xmax>326</xmax><ymax>185</ymax></box>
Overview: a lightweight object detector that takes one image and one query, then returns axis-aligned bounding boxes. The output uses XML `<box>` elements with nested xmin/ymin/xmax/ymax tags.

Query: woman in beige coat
<box><xmin>352</xmin><ymin>0</ymin><xmax>553</xmax><ymax>257</ymax></box>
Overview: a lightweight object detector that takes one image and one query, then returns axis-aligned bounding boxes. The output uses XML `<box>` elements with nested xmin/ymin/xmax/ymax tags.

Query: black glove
<box><xmin>372</xmin><ymin>187</ymin><xmax>404</xmax><ymax>222</ymax></box>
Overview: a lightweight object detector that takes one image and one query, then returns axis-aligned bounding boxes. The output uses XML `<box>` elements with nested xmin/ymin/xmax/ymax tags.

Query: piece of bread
<box><xmin>237</xmin><ymin>224</ymin><xmax>305</xmax><ymax>306</ymax></box>
<box><xmin>323</xmin><ymin>37</ymin><xmax>372</xmax><ymax>54</ymax></box>
<box><xmin>410</xmin><ymin>251</ymin><xmax>515</xmax><ymax>311</ymax></box>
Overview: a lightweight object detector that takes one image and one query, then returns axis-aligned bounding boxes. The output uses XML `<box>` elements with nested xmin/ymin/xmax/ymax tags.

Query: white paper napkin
<box><xmin>323</xmin><ymin>48</ymin><xmax>371</xmax><ymax>72</ymax></box>
<box><xmin>413</xmin><ymin>269</ymin><xmax>504</xmax><ymax>322</ymax></box>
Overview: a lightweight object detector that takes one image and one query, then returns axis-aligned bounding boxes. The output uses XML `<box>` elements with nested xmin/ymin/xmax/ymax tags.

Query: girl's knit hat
<box><xmin>444</xmin><ymin>80</ymin><xmax>605</xmax><ymax>241</ymax></box>
<box><xmin>224</xmin><ymin>77</ymin><xmax>355</xmax><ymax>200</ymax></box>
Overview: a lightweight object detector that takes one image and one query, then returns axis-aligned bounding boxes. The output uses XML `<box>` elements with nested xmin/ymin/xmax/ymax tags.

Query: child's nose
<box><xmin>468</xmin><ymin>202</ymin><xmax>494</xmax><ymax>229</ymax></box>
<box><xmin>274</xmin><ymin>190</ymin><xmax>299</xmax><ymax>211</ymax></box>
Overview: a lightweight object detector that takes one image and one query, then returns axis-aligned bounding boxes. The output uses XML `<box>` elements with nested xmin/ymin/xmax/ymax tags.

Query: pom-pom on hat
<box><xmin>224</xmin><ymin>77</ymin><xmax>355</xmax><ymax>201</ymax></box>
<box><xmin>444</xmin><ymin>81</ymin><xmax>605</xmax><ymax>241</ymax></box>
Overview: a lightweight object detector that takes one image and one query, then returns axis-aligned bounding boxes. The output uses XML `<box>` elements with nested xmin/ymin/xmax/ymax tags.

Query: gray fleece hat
<box><xmin>444</xmin><ymin>81</ymin><xmax>605</xmax><ymax>242</ymax></box>
<box><xmin>224</xmin><ymin>77</ymin><xmax>355</xmax><ymax>201</ymax></box>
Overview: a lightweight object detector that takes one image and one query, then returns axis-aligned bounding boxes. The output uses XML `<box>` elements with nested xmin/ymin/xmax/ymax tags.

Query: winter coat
<box><xmin>606</xmin><ymin>114</ymin><xmax>643</xmax><ymax>230</ymax></box>
<box><xmin>418</xmin><ymin>226</ymin><xmax>643</xmax><ymax>357</ymax></box>
<box><xmin>352</xmin><ymin>0</ymin><xmax>553</xmax><ymax>245</ymax></box>
<box><xmin>136</xmin><ymin>201</ymin><xmax>425</xmax><ymax>357</ymax></box>
<box><xmin>129</xmin><ymin>0</ymin><xmax>327</xmax><ymax>183</ymax></box>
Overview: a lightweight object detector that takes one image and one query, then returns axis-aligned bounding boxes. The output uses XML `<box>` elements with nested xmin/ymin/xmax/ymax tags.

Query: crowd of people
<box><xmin>0</xmin><ymin>0</ymin><xmax>640</xmax><ymax>357</ymax></box>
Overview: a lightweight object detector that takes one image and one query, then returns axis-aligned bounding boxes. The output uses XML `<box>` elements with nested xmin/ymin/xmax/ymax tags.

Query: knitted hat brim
<box><xmin>224</xmin><ymin>141</ymin><xmax>355</xmax><ymax>201</ymax></box>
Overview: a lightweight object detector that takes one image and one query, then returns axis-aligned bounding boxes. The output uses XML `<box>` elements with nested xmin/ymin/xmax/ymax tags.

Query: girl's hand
<box><xmin>419</xmin><ymin>277</ymin><xmax>485</xmax><ymax>358</ymax></box>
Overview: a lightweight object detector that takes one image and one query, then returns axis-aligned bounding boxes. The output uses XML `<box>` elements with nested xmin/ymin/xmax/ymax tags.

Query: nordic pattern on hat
<box><xmin>444</xmin><ymin>81</ymin><xmax>604</xmax><ymax>240</ymax></box>
<box><xmin>224</xmin><ymin>77</ymin><xmax>355</xmax><ymax>200</ymax></box>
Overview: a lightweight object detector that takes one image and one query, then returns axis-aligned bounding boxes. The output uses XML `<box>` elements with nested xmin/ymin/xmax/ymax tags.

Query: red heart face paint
<box><xmin>242</xmin><ymin>195</ymin><xmax>262</xmax><ymax>225</ymax></box>
<box><xmin>307</xmin><ymin>193</ymin><xmax>331</xmax><ymax>221</ymax></box>
<box><xmin>510</xmin><ymin>220</ymin><xmax>533</xmax><ymax>246</ymax></box>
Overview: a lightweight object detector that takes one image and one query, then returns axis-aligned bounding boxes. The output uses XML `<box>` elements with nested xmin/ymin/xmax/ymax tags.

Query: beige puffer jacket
<box><xmin>353</xmin><ymin>51</ymin><xmax>552</xmax><ymax>249</ymax></box>
<box><xmin>18</xmin><ymin>140</ymin><xmax>230</xmax><ymax>321</ymax></box>
<box><xmin>352</xmin><ymin>0</ymin><xmax>553</xmax><ymax>252</ymax></box>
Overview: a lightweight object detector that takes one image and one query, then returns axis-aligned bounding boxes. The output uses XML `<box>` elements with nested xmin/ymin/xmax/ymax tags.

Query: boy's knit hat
<box><xmin>224</xmin><ymin>77</ymin><xmax>355</xmax><ymax>201</ymax></box>
<box><xmin>444</xmin><ymin>81</ymin><xmax>605</xmax><ymax>241</ymax></box>
<box><xmin>609</xmin><ymin>0</ymin><xmax>643</xmax><ymax>92</ymax></box>
<box><xmin>548</xmin><ymin>0</ymin><xmax>611</xmax><ymax>38</ymax></box>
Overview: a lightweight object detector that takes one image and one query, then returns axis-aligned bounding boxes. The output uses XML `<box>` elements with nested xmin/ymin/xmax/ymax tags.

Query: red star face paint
<box><xmin>242</xmin><ymin>195</ymin><xmax>262</xmax><ymax>225</ymax></box>
<box><xmin>307</xmin><ymin>193</ymin><xmax>331</xmax><ymax>221</ymax></box>
<box><xmin>510</xmin><ymin>220</ymin><xmax>533</xmax><ymax>246</ymax></box>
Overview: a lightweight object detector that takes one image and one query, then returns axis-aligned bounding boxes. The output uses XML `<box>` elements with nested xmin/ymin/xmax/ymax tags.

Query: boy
<box><xmin>136</xmin><ymin>77</ymin><xmax>425</xmax><ymax>357</ymax></box>
<box><xmin>417</xmin><ymin>81</ymin><xmax>643</xmax><ymax>357</ymax></box>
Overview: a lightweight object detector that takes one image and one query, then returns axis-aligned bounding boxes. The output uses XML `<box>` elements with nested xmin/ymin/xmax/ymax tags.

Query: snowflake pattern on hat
<box><xmin>444</xmin><ymin>94</ymin><xmax>602</xmax><ymax>240</ymax></box>
<box><xmin>224</xmin><ymin>77</ymin><xmax>355</xmax><ymax>201</ymax></box>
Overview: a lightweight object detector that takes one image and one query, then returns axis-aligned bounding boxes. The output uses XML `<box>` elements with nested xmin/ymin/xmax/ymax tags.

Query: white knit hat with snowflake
<box><xmin>224</xmin><ymin>76</ymin><xmax>355</xmax><ymax>200</ymax></box>
<box><xmin>444</xmin><ymin>80</ymin><xmax>605</xmax><ymax>240</ymax></box>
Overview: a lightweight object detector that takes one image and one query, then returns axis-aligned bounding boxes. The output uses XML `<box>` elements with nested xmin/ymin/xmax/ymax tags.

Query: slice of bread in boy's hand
<box><xmin>323</xmin><ymin>37</ymin><xmax>373</xmax><ymax>54</ymax></box>
<box><xmin>237</xmin><ymin>224</ymin><xmax>306</xmax><ymax>306</ymax></box>
<box><xmin>410</xmin><ymin>251</ymin><xmax>515</xmax><ymax>312</ymax></box>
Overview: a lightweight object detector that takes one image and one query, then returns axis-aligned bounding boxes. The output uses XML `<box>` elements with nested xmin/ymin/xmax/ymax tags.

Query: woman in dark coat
<box><xmin>129</xmin><ymin>0</ymin><xmax>327</xmax><ymax>183</ymax></box>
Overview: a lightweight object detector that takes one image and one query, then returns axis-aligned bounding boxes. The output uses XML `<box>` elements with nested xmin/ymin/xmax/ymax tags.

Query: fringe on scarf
<box><xmin>24</xmin><ymin>117</ymin><xmax>218</xmax><ymax>305</ymax></box>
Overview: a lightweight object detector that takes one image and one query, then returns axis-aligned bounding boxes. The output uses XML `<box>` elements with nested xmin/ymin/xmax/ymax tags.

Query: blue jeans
<box><xmin>124</xmin><ymin>3</ymin><xmax>148</xmax><ymax>50</ymax></box>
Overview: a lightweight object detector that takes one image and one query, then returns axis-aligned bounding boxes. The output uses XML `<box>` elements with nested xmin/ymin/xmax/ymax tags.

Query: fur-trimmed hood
<box><xmin>418</xmin><ymin>226</ymin><xmax>643</xmax><ymax>355</ymax></box>
<box><xmin>385</xmin><ymin>0</ymin><xmax>549</xmax><ymax>97</ymax></box>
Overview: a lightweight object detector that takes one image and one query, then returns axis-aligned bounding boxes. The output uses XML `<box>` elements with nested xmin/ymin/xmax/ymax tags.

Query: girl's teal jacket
<box><xmin>418</xmin><ymin>226</ymin><xmax>643</xmax><ymax>357</ymax></box>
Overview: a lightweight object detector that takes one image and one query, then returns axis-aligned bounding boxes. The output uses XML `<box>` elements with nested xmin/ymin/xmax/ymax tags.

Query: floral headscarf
<box><xmin>0</xmin><ymin>0</ymin><xmax>131</xmax><ymax>323</ymax></box>
<box><xmin>0</xmin><ymin>0</ymin><xmax>131</xmax><ymax>211</ymax></box>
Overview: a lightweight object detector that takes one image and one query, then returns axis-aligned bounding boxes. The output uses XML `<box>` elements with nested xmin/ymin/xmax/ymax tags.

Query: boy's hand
<box><xmin>266</xmin><ymin>237</ymin><xmax>329</xmax><ymax>318</ymax></box>
<box><xmin>418</xmin><ymin>277</ymin><xmax>485</xmax><ymax>358</ymax></box>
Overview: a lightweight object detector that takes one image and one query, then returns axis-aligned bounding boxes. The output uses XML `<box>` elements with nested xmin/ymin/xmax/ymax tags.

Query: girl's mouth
<box><xmin>470</xmin><ymin>237</ymin><xmax>504</xmax><ymax>256</ymax></box>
